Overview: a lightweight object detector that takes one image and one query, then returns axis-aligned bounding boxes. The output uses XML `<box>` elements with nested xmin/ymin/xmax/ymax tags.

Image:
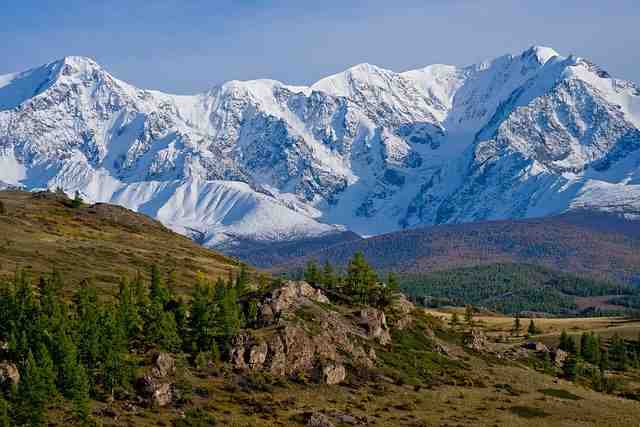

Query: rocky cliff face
<box><xmin>1</xmin><ymin>47</ymin><xmax>639</xmax><ymax>248</ymax></box>
<box><xmin>230</xmin><ymin>281</ymin><xmax>389</xmax><ymax>384</ymax></box>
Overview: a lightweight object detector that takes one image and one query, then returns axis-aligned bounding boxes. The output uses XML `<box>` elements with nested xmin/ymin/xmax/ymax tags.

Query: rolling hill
<box><xmin>0</xmin><ymin>189</ymin><xmax>240</xmax><ymax>294</ymax></box>
<box><xmin>271</xmin><ymin>210</ymin><xmax>640</xmax><ymax>285</ymax></box>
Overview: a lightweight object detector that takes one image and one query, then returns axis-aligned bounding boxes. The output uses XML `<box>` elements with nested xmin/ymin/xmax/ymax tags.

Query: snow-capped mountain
<box><xmin>1</xmin><ymin>47</ymin><xmax>639</xmax><ymax>248</ymax></box>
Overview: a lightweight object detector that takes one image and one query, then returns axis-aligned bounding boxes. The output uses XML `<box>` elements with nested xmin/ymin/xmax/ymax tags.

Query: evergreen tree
<box><xmin>16</xmin><ymin>351</ymin><xmax>48</xmax><ymax>426</ymax></box>
<box><xmin>512</xmin><ymin>315</ymin><xmax>521</xmax><ymax>336</ymax></box>
<box><xmin>450</xmin><ymin>312</ymin><xmax>460</xmax><ymax>328</ymax></box>
<box><xmin>464</xmin><ymin>304</ymin><xmax>474</xmax><ymax>326</ymax></box>
<box><xmin>346</xmin><ymin>252</ymin><xmax>378</xmax><ymax>304</ymax></box>
<box><xmin>71</xmin><ymin>191</ymin><xmax>83</xmax><ymax>209</ymax></box>
<box><xmin>559</xmin><ymin>330</ymin><xmax>577</xmax><ymax>353</ymax></box>
<box><xmin>116</xmin><ymin>277</ymin><xmax>142</xmax><ymax>341</ymax></box>
<box><xmin>150</xmin><ymin>265</ymin><xmax>170</xmax><ymax>308</ymax></box>
<box><xmin>563</xmin><ymin>354</ymin><xmax>579</xmax><ymax>381</ymax></box>
<box><xmin>609</xmin><ymin>333</ymin><xmax>629</xmax><ymax>371</ymax></box>
<box><xmin>0</xmin><ymin>396</ymin><xmax>10</xmax><ymax>427</ymax></box>
<box><xmin>235</xmin><ymin>265</ymin><xmax>250</xmax><ymax>296</ymax></box>
<box><xmin>0</xmin><ymin>200</ymin><xmax>5</xmax><ymax>216</ymax></box>
<box><xmin>322</xmin><ymin>261</ymin><xmax>336</xmax><ymax>289</ymax></box>
<box><xmin>527</xmin><ymin>319</ymin><xmax>538</xmax><ymax>336</ymax></box>
<box><xmin>36</xmin><ymin>343</ymin><xmax>57</xmax><ymax>398</ymax></box>
<box><xmin>304</xmin><ymin>261</ymin><xmax>321</xmax><ymax>286</ymax></box>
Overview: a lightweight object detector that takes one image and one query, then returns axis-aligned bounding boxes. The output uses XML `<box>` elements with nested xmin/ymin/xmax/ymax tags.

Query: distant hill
<box><xmin>271</xmin><ymin>211</ymin><xmax>640</xmax><ymax>285</ymax></box>
<box><xmin>0</xmin><ymin>190</ymin><xmax>240</xmax><ymax>294</ymax></box>
<box><xmin>224</xmin><ymin>231</ymin><xmax>363</xmax><ymax>268</ymax></box>
<box><xmin>401</xmin><ymin>263</ymin><xmax>638</xmax><ymax>316</ymax></box>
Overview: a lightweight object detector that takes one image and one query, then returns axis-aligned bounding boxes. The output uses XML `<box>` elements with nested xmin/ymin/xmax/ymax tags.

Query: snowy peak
<box><xmin>1</xmin><ymin>46</ymin><xmax>639</xmax><ymax>249</ymax></box>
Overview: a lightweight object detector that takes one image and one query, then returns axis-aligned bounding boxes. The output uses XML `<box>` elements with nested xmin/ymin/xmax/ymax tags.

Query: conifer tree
<box><xmin>464</xmin><ymin>305</ymin><xmax>474</xmax><ymax>327</ymax></box>
<box><xmin>304</xmin><ymin>261</ymin><xmax>321</xmax><ymax>286</ymax></box>
<box><xmin>0</xmin><ymin>396</ymin><xmax>10</xmax><ymax>427</ymax></box>
<box><xmin>71</xmin><ymin>191</ymin><xmax>83</xmax><ymax>209</ymax></box>
<box><xmin>150</xmin><ymin>265</ymin><xmax>170</xmax><ymax>308</ymax></box>
<box><xmin>16</xmin><ymin>351</ymin><xmax>48</xmax><ymax>426</ymax></box>
<box><xmin>322</xmin><ymin>261</ymin><xmax>336</xmax><ymax>289</ymax></box>
<box><xmin>563</xmin><ymin>354</ymin><xmax>578</xmax><ymax>380</ymax></box>
<box><xmin>512</xmin><ymin>315</ymin><xmax>521</xmax><ymax>336</ymax></box>
<box><xmin>450</xmin><ymin>312</ymin><xmax>460</xmax><ymax>328</ymax></box>
<box><xmin>527</xmin><ymin>319</ymin><xmax>537</xmax><ymax>336</ymax></box>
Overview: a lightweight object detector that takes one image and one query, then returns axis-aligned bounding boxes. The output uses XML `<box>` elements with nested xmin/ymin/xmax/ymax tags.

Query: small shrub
<box><xmin>173</xmin><ymin>408</ymin><xmax>217</xmax><ymax>426</ymax></box>
<box><xmin>509</xmin><ymin>406</ymin><xmax>549</xmax><ymax>419</ymax></box>
<box><xmin>539</xmin><ymin>388</ymin><xmax>582</xmax><ymax>400</ymax></box>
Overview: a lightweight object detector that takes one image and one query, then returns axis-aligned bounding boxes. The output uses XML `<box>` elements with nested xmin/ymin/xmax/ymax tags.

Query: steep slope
<box><xmin>0</xmin><ymin>47</ymin><xmax>639</xmax><ymax>249</ymax></box>
<box><xmin>0</xmin><ymin>189</ymin><xmax>240</xmax><ymax>293</ymax></box>
<box><xmin>270</xmin><ymin>211</ymin><xmax>640</xmax><ymax>285</ymax></box>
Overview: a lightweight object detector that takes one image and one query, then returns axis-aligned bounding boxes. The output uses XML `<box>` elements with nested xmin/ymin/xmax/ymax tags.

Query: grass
<box><xmin>539</xmin><ymin>388</ymin><xmax>582</xmax><ymax>400</ymax></box>
<box><xmin>0</xmin><ymin>190</ymin><xmax>241</xmax><ymax>296</ymax></box>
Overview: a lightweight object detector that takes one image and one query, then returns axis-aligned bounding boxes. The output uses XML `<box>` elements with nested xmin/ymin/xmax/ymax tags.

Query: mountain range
<box><xmin>1</xmin><ymin>46</ymin><xmax>639</xmax><ymax>249</ymax></box>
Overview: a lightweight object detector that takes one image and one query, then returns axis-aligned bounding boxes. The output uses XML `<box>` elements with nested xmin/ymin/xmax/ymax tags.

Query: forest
<box><xmin>398</xmin><ymin>263</ymin><xmax>639</xmax><ymax>315</ymax></box>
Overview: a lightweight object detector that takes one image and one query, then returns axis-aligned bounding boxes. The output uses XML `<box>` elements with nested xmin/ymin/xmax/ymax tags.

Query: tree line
<box><xmin>0</xmin><ymin>265</ymin><xmax>249</xmax><ymax>426</ymax></box>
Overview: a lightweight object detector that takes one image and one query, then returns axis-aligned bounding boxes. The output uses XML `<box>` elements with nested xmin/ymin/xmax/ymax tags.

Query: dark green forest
<box><xmin>399</xmin><ymin>263</ymin><xmax>639</xmax><ymax>315</ymax></box>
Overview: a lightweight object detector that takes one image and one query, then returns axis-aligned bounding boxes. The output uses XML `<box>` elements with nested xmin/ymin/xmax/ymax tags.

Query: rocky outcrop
<box><xmin>358</xmin><ymin>308</ymin><xmax>391</xmax><ymax>345</ymax></box>
<box><xmin>231</xmin><ymin>282</ymin><xmax>382</xmax><ymax>384</ymax></box>
<box><xmin>0</xmin><ymin>362</ymin><xmax>20</xmax><ymax>389</ymax></box>
<box><xmin>136</xmin><ymin>352</ymin><xmax>176</xmax><ymax>407</ymax></box>
<box><xmin>464</xmin><ymin>329</ymin><xmax>488</xmax><ymax>352</ymax></box>
<box><xmin>552</xmin><ymin>349</ymin><xmax>569</xmax><ymax>367</ymax></box>
<box><xmin>524</xmin><ymin>341</ymin><xmax>550</xmax><ymax>353</ymax></box>
<box><xmin>306</xmin><ymin>413</ymin><xmax>335</xmax><ymax>427</ymax></box>
<box><xmin>259</xmin><ymin>281</ymin><xmax>330</xmax><ymax>325</ymax></box>
<box><xmin>321</xmin><ymin>363</ymin><xmax>347</xmax><ymax>385</ymax></box>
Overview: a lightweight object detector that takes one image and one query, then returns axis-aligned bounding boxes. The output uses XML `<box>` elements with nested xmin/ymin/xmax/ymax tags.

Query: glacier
<box><xmin>1</xmin><ymin>46</ymin><xmax>639</xmax><ymax>248</ymax></box>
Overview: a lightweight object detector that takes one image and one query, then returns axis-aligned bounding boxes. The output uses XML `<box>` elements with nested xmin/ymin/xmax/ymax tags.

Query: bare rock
<box><xmin>524</xmin><ymin>341</ymin><xmax>550</xmax><ymax>353</ymax></box>
<box><xmin>358</xmin><ymin>308</ymin><xmax>391</xmax><ymax>345</ymax></box>
<box><xmin>321</xmin><ymin>363</ymin><xmax>346</xmax><ymax>385</ymax></box>
<box><xmin>0</xmin><ymin>362</ymin><xmax>20</xmax><ymax>388</ymax></box>
<box><xmin>136</xmin><ymin>375</ymin><xmax>173</xmax><ymax>407</ymax></box>
<box><xmin>552</xmin><ymin>349</ymin><xmax>568</xmax><ymax>367</ymax></box>
<box><xmin>260</xmin><ymin>281</ymin><xmax>329</xmax><ymax>325</ymax></box>
<box><xmin>465</xmin><ymin>329</ymin><xmax>488</xmax><ymax>352</ymax></box>
<box><xmin>307</xmin><ymin>413</ymin><xmax>335</xmax><ymax>427</ymax></box>
<box><xmin>151</xmin><ymin>352</ymin><xmax>175</xmax><ymax>378</ymax></box>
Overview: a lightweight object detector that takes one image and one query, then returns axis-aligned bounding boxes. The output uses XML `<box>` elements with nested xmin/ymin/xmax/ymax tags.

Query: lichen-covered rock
<box><xmin>358</xmin><ymin>308</ymin><xmax>391</xmax><ymax>345</ymax></box>
<box><xmin>321</xmin><ymin>363</ymin><xmax>346</xmax><ymax>385</ymax></box>
<box><xmin>0</xmin><ymin>362</ymin><xmax>20</xmax><ymax>388</ymax></box>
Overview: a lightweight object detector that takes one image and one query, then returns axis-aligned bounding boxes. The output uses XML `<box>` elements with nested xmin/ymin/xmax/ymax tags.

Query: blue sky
<box><xmin>1</xmin><ymin>0</ymin><xmax>638</xmax><ymax>94</ymax></box>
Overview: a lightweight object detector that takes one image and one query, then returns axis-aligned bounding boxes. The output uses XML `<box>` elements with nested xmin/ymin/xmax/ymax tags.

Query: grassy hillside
<box><xmin>0</xmin><ymin>190</ymin><xmax>240</xmax><ymax>294</ymax></box>
<box><xmin>400</xmin><ymin>263</ymin><xmax>639</xmax><ymax>315</ymax></box>
<box><xmin>272</xmin><ymin>211</ymin><xmax>640</xmax><ymax>284</ymax></box>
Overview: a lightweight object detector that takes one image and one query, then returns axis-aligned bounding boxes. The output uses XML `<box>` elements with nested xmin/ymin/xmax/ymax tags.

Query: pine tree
<box><xmin>450</xmin><ymin>312</ymin><xmax>460</xmax><ymax>328</ymax></box>
<box><xmin>563</xmin><ymin>354</ymin><xmax>578</xmax><ymax>381</ymax></box>
<box><xmin>150</xmin><ymin>265</ymin><xmax>170</xmax><ymax>308</ymax></box>
<box><xmin>36</xmin><ymin>343</ymin><xmax>57</xmax><ymax>398</ymax></box>
<box><xmin>0</xmin><ymin>396</ymin><xmax>10</xmax><ymax>427</ymax></box>
<box><xmin>512</xmin><ymin>315</ymin><xmax>521</xmax><ymax>336</ymax></box>
<box><xmin>304</xmin><ymin>261</ymin><xmax>321</xmax><ymax>286</ymax></box>
<box><xmin>322</xmin><ymin>261</ymin><xmax>336</xmax><ymax>289</ymax></box>
<box><xmin>71</xmin><ymin>191</ymin><xmax>83</xmax><ymax>208</ymax></box>
<box><xmin>464</xmin><ymin>305</ymin><xmax>474</xmax><ymax>327</ymax></box>
<box><xmin>16</xmin><ymin>351</ymin><xmax>48</xmax><ymax>426</ymax></box>
<box><xmin>527</xmin><ymin>319</ymin><xmax>538</xmax><ymax>336</ymax></box>
<box><xmin>116</xmin><ymin>277</ymin><xmax>142</xmax><ymax>341</ymax></box>
<box><xmin>0</xmin><ymin>200</ymin><xmax>5</xmax><ymax>216</ymax></box>
<box><xmin>559</xmin><ymin>330</ymin><xmax>576</xmax><ymax>353</ymax></box>
<box><xmin>235</xmin><ymin>264</ymin><xmax>250</xmax><ymax>296</ymax></box>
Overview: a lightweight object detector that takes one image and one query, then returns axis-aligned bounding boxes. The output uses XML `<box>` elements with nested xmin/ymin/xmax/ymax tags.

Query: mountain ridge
<box><xmin>1</xmin><ymin>46</ymin><xmax>639</xmax><ymax>249</ymax></box>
